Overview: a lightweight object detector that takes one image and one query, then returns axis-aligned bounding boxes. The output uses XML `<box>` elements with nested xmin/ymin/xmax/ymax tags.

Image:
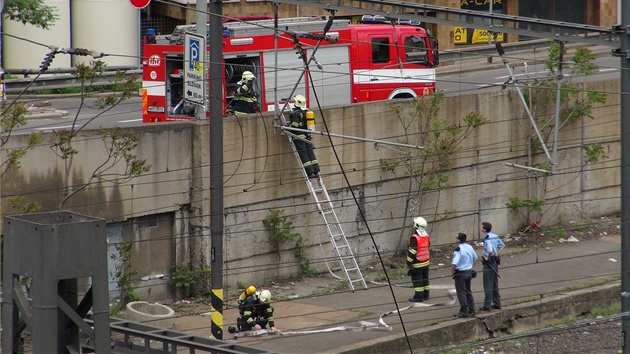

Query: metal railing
<box><xmin>82</xmin><ymin>317</ymin><xmax>275</xmax><ymax>354</ymax></box>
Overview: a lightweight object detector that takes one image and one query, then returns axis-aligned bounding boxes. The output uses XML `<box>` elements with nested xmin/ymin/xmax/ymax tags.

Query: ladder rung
<box><xmin>297</xmin><ymin>166</ymin><xmax>367</xmax><ymax>290</ymax></box>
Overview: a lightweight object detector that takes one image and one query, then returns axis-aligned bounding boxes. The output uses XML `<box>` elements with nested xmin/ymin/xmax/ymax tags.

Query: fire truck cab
<box><xmin>142</xmin><ymin>15</ymin><xmax>438</xmax><ymax>123</ymax></box>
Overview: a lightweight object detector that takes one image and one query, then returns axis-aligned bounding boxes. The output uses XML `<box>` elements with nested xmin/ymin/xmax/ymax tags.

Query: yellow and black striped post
<box><xmin>210</xmin><ymin>288</ymin><xmax>223</xmax><ymax>339</ymax></box>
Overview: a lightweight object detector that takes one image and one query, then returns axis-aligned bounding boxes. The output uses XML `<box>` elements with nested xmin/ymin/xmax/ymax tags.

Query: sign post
<box><xmin>183</xmin><ymin>32</ymin><xmax>206</xmax><ymax>107</ymax></box>
<box><xmin>129</xmin><ymin>0</ymin><xmax>150</xmax><ymax>9</ymax></box>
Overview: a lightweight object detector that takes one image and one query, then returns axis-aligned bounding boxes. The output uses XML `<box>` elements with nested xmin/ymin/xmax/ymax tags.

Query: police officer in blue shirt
<box><xmin>451</xmin><ymin>232</ymin><xmax>478</xmax><ymax>318</ymax></box>
<box><xmin>479</xmin><ymin>221</ymin><xmax>505</xmax><ymax>311</ymax></box>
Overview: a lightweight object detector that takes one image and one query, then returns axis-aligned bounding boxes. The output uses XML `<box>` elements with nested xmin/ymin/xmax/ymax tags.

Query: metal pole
<box><xmin>195</xmin><ymin>0</ymin><xmax>207</xmax><ymax>122</ymax></box>
<box><xmin>274</xmin><ymin>3</ymin><xmax>279</xmax><ymax>114</ymax></box>
<box><xmin>487</xmin><ymin>0</ymin><xmax>493</xmax><ymax>63</ymax></box>
<box><xmin>497</xmin><ymin>44</ymin><xmax>553</xmax><ymax>163</ymax></box>
<box><xmin>621</xmin><ymin>0</ymin><xmax>630</xmax><ymax>351</ymax></box>
<box><xmin>551</xmin><ymin>41</ymin><xmax>563</xmax><ymax>178</ymax></box>
<box><xmin>208</xmin><ymin>0</ymin><xmax>225</xmax><ymax>341</ymax></box>
<box><xmin>281</xmin><ymin>126</ymin><xmax>424</xmax><ymax>150</ymax></box>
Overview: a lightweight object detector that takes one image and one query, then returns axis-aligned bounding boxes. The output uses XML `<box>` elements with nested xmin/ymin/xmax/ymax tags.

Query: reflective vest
<box><xmin>411</xmin><ymin>234</ymin><xmax>430</xmax><ymax>262</ymax></box>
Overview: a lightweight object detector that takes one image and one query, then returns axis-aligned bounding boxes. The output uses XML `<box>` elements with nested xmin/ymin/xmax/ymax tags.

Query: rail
<box><xmin>82</xmin><ymin>317</ymin><xmax>274</xmax><ymax>354</ymax></box>
<box><xmin>3</xmin><ymin>68</ymin><xmax>142</xmax><ymax>94</ymax></box>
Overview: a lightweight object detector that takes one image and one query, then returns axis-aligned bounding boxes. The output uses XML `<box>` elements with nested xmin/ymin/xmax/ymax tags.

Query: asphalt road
<box><xmin>11</xmin><ymin>43</ymin><xmax>619</xmax><ymax>134</ymax></box>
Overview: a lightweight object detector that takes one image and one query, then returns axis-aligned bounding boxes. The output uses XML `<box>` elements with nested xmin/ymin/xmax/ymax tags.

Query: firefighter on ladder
<box><xmin>233</xmin><ymin>71</ymin><xmax>259</xmax><ymax>115</ymax></box>
<box><xmin>289</xmin><ymin>94</ymin><xmax>320</xmax><ymax>179</ymax></box>
<box><xmin>407</xmin><ymin>216</ymin><xmax>431</xmax><ymax>302</ymax></box>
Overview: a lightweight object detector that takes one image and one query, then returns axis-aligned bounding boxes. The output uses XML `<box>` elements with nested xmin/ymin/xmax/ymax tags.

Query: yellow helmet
<box><xmin>259</xmin><ymin>289</ymin><xmax>271</xmax><ymax>303</ymax></box>
<box><xmin>246</xmin><ymin>285</ymin><xmax>257</xmax><ymax>296</ymax></box>
<box><xmin>293</xmin><ymin>94</ymin><xmax>306</xmax><ymax>109</ymax></box>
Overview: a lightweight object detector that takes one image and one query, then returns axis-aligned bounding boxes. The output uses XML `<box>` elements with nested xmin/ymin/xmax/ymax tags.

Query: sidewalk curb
<box><xmin>334</xmin><ymin>283</ymin><xmax>620</xmax><ymax>354</ymax></box>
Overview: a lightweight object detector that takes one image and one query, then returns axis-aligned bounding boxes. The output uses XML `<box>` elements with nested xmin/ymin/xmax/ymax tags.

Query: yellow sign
<box><xmin>471</xmin><ymin>29</ymin><xmax>504</xmax><ymax>44</ymax></box>
<box><xmin>454</xmin><ymin>27</ymin><xmax>468</xmax><ymax>44</ymax></box>
<box><xmin>461</xmin><ymin>0</ymin><xmax>501</xmax><ymax>6</ymax></box>
<box><xmin>193</xmin><ymin>61</ymin><xmax>204</xmax><ymax>73</ymax></box>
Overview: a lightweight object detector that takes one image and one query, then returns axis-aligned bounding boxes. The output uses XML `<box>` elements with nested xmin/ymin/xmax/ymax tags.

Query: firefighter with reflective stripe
<box><xmin>407</xmin><ymin>216</ymin><xmax>430</xmax><ymax>302</ymax></box>
<box><xmin>233</xmin><ymin>71</ymin><xmax>259</xmax><ymax>115</ymax></box>
<box><xmin>289</xmin><ymin>94</ymin><xmax>320</xmax><ymax>179</ymax></box>
<box><xmin>233</xmin><ymin>285</ymin><xmax>258</xmax><ymax>332</ymax></box>
<box><xmin>254</xmin><ymin>290</ymin><xmax>277</xmax><ymax>332</ymax></box>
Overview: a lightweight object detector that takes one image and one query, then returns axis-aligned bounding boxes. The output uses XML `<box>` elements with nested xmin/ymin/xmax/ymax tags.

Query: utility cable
<box><xmin>300</xmin><ymin>39</ymin><xmax>415</xmax><ymax>354</ymax></box>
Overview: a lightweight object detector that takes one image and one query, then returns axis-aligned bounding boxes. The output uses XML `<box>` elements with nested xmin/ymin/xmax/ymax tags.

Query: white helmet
<box><xmin>413</xmin><ymin>217</ymin><xmax>427</xmax><ymax>230</ymax></box>
<box><xmin>242</xmin><ymin>71</ymin><xmax>255</xmax><ymax>82</ymax></box>
<box><xmin>293</xmin><ymin>94</ymin><xmax>306</xmax><ymax>109</ymax></box>
<box><xmin>259</xmin><ymin>289</ymin><xmax>271</xmax><ymax>303</ymax></box>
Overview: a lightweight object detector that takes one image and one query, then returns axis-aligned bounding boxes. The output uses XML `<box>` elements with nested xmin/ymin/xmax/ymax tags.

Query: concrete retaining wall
<box><xmin>1</xmin><ymin>78</ymin><xmax>620</xmax><ymax>294</ymax></box>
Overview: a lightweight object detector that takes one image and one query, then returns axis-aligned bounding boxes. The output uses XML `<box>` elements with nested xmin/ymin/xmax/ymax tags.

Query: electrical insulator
<box><xmin>295</xmin><ymin>46</ymin><xmax>306</xmax><ymax>61</ymax></box>
<box><xmin>39</xmin><ymin>52</ymin><xmax>57</xmax><ymax>72</ymax></box>
<box><xmin>74</xmin><ymin>48</ymin><xmax>90</xmax><ymax>56</ymax></box>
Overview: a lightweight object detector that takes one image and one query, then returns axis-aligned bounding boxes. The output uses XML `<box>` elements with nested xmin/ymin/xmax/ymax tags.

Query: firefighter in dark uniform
<box><xmin>233</xmin><ymin>71</ymin><xmax>259</xmax><ymax>115</ymax></box>
<box><xmin>254</xmin><ymin>290</ymin><xmax>277</xmax><ymax>332</ymax></box>
<box><xmin>407</xmin><ymin>216</ymin><xmax>430</xmax><ymax>302</ymax></box>
<box><xmin>289</xmin><ymin>94</ymin><xmax>320</xmax><ymax>179</ymax></box>
<box><xmin>229</xmin><ymin>285</ymin><xmax>258</xmax><ymax>333</ymax></box>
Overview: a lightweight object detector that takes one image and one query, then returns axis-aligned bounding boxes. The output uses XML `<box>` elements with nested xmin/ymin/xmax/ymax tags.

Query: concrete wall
<box><xmin>1</xmin><ymin>78</ymin><xmax>619</xmax><ymax>297</ymax></box>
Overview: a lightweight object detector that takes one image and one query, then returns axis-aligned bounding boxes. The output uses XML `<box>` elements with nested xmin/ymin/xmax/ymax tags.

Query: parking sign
<box><xmin>184</xmin><ymin>32</ymin><xmax>206</xmax><ymax>106</ymax></box>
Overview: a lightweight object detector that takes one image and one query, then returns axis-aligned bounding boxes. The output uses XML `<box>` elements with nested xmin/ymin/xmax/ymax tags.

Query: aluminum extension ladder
<box><xmin>305</xmin><ymin>175</ymin><xmax>367</xmax><ymax>291</ymax></box>
<box><xmin>281</xmin><ymin>124</ymin><xmax>367</xmax><ymax>291</ymax></box>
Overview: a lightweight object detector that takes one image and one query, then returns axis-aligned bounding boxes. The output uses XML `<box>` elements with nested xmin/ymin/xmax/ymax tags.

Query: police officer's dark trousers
<box><xmin>482</xmin><ymin>257</ymin><xmax>501</xmax><ymax>308</ymax></box>
<box><xmin>454</xmin><ymin>270</ymin><xmax>474</xmax><ymax>315</ymax></box>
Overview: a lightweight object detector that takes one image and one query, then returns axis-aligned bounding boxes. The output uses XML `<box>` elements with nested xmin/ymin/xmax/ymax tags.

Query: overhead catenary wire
<box><xmin>0</xmin><ymin>6</ymin><xmax>628</xmax><ymax>350</ymax></box>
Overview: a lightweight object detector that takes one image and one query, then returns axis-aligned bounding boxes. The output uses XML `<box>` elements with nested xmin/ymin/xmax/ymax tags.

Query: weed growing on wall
<box><xmin>171</xmin><ymin>264</ymin><xmax>195</xmax><ymax>298</ymax></box>
<box><xmin>381</xmin><ymin>91</ymin><xmax>488</xmax><ymax>246</ymax></box>
<box><xmin>112</xmin><ymin>242</ymin><xmax>139</xmax><ymax>310</ymax></box>
<box><xmin>49</xmin><ymin>62</ymin><xmax>149</xmax><ymax>209</ymax></box>
<box><xmin>509</xmin><ymin>43</ymin><xmax>609</xmax><ymax>231</ymax></box>
<box><xmin>263</xmin><ymin>209</ymin><xmax>315</xmax><ymax>276</ymax></box>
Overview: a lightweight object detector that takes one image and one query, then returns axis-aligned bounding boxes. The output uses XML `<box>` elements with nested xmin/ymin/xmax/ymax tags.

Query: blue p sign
<box><xmin>189</xmin><ymin>38</ymin><xmax>200</xmax><ymax>71</ymax></box>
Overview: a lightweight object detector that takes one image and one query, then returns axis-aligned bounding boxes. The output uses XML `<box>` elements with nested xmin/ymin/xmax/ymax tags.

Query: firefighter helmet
<box><xmin>294</xmin><ymin>94</ymin><xmax>306</xmax><ymax>109</ymax></box>
<box><xmin>259</xmin><ymin>290</ymin><xmax>271</xmax><ymax>303</ymax></box>
<box><xmin>413</xmin><ymin>217</ymin><xmax>427</xmax><ymax>230</ymax></box>
<box><xmin>242</xmin><ymin>71</ymin><xmax>255</xmax><ymax>82</ymax></box>
<box><xmin>246</xmin><ymin>285</ymin><xmax>257</xmax><ymax>296</ymax></box>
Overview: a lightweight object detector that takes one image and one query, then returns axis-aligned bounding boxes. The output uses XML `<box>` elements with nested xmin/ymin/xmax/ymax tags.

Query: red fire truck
<box><xmin>141</xmin><ymin>15</ymin><xmax>439</xmax><ymax>123</ymax></box>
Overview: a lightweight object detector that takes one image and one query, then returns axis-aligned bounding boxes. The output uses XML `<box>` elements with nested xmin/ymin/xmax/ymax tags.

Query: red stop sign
<box><xmin>129</xmin><ymin>0</ymin><xmax>150</xmax><ymax>9</ymax></box>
